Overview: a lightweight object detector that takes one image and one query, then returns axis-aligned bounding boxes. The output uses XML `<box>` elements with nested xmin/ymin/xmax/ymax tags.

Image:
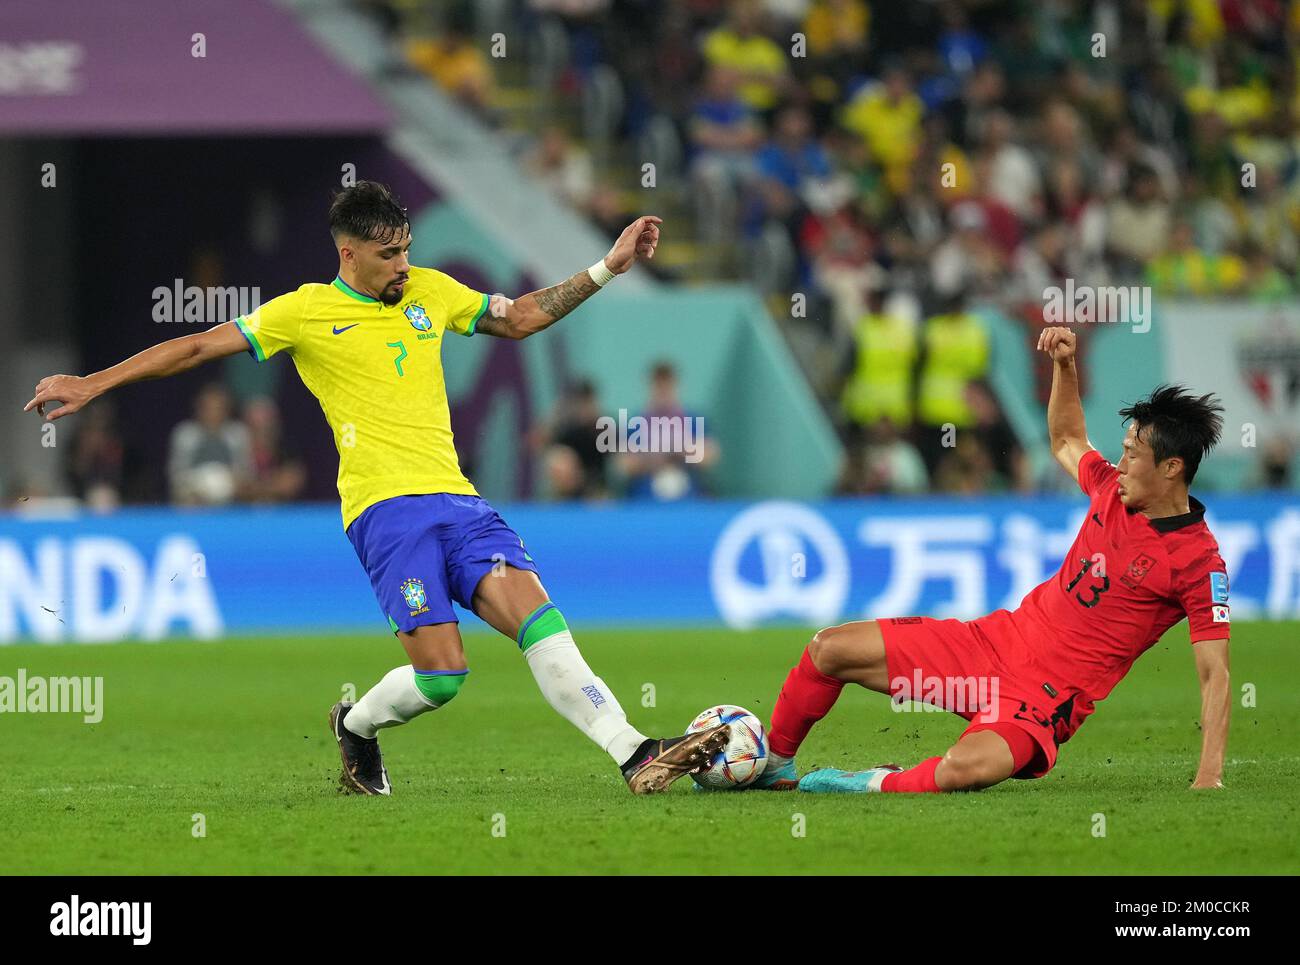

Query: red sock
<box><xmin>881</xmin><ymin>757</ymin><xmax>943</xmax><ymax>793</ymax></box>
<box><xmin>768</xmin><ymin>647</ymin><xmax>844</xmax><ymax>759</ymax></box>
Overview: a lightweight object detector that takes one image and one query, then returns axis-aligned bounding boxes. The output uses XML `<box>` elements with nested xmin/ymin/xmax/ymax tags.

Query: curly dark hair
<box><xmin>327</xmin><ymin>181</ymin><xmax>408</xmax><ymax>245</ymax></box>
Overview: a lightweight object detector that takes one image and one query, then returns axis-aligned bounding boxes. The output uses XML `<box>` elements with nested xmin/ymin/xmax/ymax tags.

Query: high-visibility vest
<box><xmin>917</xmin><ymin>312</ymin><xmax>990</xmax><ymax>427</ymax></box>
<box><xmin>842</xmin><ymin>312</ymin><xmax>918</xmax><ymax>426</ymax></box>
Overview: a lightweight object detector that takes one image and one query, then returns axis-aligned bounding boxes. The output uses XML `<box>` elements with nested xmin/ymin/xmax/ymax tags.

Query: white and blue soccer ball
<box><xmin>686</xmin><ymin>704</ymin><xmax>768</xmax><ymax>789</ymax></box>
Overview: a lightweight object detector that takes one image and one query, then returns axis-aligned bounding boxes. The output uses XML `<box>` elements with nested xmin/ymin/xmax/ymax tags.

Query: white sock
<box><xmin>344</xmin><ymin>665</ymin><xmax>438</xmax><ymax>739</ymax></box>
<box><xmin>523</xmin><ymin>631</ymin><xmax>647</xmax><ymax>764</ymax></box>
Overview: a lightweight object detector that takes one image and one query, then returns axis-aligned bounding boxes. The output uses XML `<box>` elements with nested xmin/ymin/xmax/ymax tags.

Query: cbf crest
<box><xmin>400</xmin><ymin>577</ymin><xmax>429</xmax><ymax>615</ymax></box>
<box><xmin>404</xmin><ymin>303</ymin><xmax>432</xmax><ymax>332</ymax></box>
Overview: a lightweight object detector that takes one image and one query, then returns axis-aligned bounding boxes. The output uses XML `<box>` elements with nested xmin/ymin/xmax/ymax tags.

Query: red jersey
<box><xmin>974</xmin><ymin>449</ymin><xmax>1231</xmax><ymax>701</ymax></box>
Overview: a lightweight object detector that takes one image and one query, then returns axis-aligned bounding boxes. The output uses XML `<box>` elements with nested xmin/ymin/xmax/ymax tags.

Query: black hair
<box><xmin>1118</xmin><ymin>384</ymin><xmax>1224</xmax><ymax>484</ymax></box>
<box><xmin>328</xmin><ymin>181</ymin><xmax>409</xmax><ymax>245</ymax></box>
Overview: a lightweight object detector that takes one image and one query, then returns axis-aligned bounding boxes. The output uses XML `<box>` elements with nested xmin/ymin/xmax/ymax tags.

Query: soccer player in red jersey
<box><xmin>754</xmin><ymin>325</ymin><xmax>1233</xmax><ymax>793</ymax></box>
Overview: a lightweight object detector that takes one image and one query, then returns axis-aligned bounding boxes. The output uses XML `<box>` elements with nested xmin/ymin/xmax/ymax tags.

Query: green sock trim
<box><xmin>517</xmin><ymin>604</ymin><xmax>568</xmax><ymax>652</ymax></box>
<box><xmin>413</xmin><ymin>669</ymin><xmax>468</xmax><ymax>707</ymax></box>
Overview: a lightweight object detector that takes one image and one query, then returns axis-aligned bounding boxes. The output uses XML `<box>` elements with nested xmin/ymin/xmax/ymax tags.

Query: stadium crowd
<box><xmin>354</xmin><ymin>0</ymin><xmax>1300</xmax><ymax>498</ymax></box>
<box><xmin>46</xmin><ymin>386</ymin><xmax>306</xmax><ymax>511</ymax></box>
<box><xmin>9</xmin><ymin>0</ymin><xmax>1296</xmax><ymax>510</ymax></box>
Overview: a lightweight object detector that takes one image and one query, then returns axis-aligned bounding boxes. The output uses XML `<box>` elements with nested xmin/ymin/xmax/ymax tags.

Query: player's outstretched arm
<box><xmin>1191</xmin><ymin>638</ymin><xmax>1230</xmax><ymax>789</ymax></box>
<box><xmin>475</xmin><ymin>215</ymin><xmax>662</xmax><ymax>339</ymax></box>
<box><xmin>1038</xmin><ymin>325</ymin><xmax>1095</xmax><ymax>483</ymax></box>
<box><xmin>22</xmin><ymin>320</ymin><xmax>252</xmax><ymax>421</ymax></box>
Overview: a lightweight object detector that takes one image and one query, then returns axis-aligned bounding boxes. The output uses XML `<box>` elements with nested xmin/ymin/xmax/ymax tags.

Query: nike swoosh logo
<box><xmin>332</xmin><ymin>324</ymin><xmax>360</xmax><ymax>335</ymax></box>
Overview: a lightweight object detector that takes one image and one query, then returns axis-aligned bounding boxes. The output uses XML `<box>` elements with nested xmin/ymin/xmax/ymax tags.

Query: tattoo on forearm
<box><xmin>474</xmin><ymin>314</ymin><xmax>510</xmax><ymax>338</ymax></box>
<box><xmin>534</xmin><ymin>270</ymin><xmax>599</xmax><ymax>321</ymax></box>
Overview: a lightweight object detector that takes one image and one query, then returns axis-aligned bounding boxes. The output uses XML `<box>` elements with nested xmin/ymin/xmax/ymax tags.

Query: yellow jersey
<box><xmin>234</xmin><ymin>266</ymin><xmax>489</xmax><ymax>529</ymax></box>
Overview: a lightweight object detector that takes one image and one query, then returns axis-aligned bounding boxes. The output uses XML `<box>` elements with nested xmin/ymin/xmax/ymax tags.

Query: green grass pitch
<box><xmin>2</xmin><ymin>622</ymin><xmax>1297</xmax><ymax>875</ymax></box>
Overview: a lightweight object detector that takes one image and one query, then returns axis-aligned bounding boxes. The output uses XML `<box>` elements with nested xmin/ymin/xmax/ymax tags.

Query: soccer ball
<box><xmin>686</xmin><ymin>704</ymin><xmax>768</xmax><ymax>789</ymax></box>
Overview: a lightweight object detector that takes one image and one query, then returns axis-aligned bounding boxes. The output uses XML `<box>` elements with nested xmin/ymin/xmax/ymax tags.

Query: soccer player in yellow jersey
<box><xmin>24</xmin><ymin>181</ymin><xmax>729</xmax><ymax>796</ymax></box>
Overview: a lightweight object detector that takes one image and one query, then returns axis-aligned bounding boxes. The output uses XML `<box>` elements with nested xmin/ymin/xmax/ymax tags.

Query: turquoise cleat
<box><xmin>748</xmin><ymin>756</ymin><xmax>799</xmax><ymax>790</ymax></box>
<box><xmin>798</xmin><ymin>764</ymin><xmax>903</xmax><ymax>793</ymax></box>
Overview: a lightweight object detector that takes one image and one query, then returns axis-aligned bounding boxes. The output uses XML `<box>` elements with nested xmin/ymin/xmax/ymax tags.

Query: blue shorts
<box><xmin>346</xmin><ymin>494</ymin><xmax>538</xmax><ymax>632</ymax></box>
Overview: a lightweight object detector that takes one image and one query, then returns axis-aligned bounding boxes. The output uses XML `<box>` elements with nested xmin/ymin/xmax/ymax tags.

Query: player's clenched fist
<box><xmin>1038</xmin><ymin>325</ymin><xmax>1077</xmax><ymax>362</ymax></box>
<box><xmin>603</xmin><ymin>215</ymin><xmax>662</xmax><ymax>274</ymax></box>
<box><xmin>24</xmin><ymin>374</ymin><xmax>94</xmax><ymax>420</ymax></box>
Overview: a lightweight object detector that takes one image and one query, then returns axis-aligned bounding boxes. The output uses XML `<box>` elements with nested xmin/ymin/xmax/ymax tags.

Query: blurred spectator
<box><xmin>1105</xmin><ymin>164</ymin><xmax>1172</xmax><ymax>278</ymax></box>
<box><xmin>993</xmin><ymin>16</ymin><xmax>1057</xmax><ymax>113</ymax></box>
<box><xmin>1009</xmin><ymin>221</ymin><xmax>1068</xmax><ymax>304</ymax></box>
<box><xmin>1187</xmin><ymin>111</ymin><xmax>1239</xmax><ymax>200</ymax></box>
<box><xmin>1240</xmin><ymin>163</ymin><xmax>1299</xmax><ymax>274</ymax></box>
<box><xmin>689</xmin><ymin>66</ymin><xmax>763</xmax><ymax>243</ymax></box>
<box><xmin>168</xmin><ymin>384</ymin><xmax>252</xmax><ymax>506</ymax></box>
<box><xmin>405</xmin><ymin>13</ymin><xmax>495</xmax><ymax>118</ymax></box>
<box><xmin>802</xmin><ymin>0</ymin><xmax>870</xmax><ymax>98</ymax></box>
<box><xmin>800</xmin><ymin>180</ymin><xmax>877</xmax><ymax>336</ymax></box>
<box><xmin>840</xmin><ymin>286</ymin><xmax>918</xmax><ymax>430</ymax></box>
<box><xmin>587</xmin><ymin>182</ymin><xmax>637</xmax><ymax>239</ymax></box>
<box><xmin>754</xmin><ymin>104</ymin><xmax>832</xmax><ymax>202</ymax></box>
<box><xmin>842</xmin><ymin>64</ymin><xmax>924</xmax><ymax>192</ymax></box>
<box><xmin>529</xmin><ymin>0</ymin><xmax>612</xmax><ymax>90</ymax></box>
<box><xmin>1098</xmin><ymin>123</ymin><xmax>1179</xmax><ymax>205</ymax></box>
<box><xmin>964</xmin><ymin>380</ymin><xmax>1031</xmax><ymax>492</ymax></box>
<box><xmin>977</xmin><ymin>109</ymin><xmax>1041</xmax><ymax>222</ymax></box>
<box><xmin>702</xmin><ymin>0</ymin><xmax>791</xmax><ymax>117</ymax></box>
<box><xmin>1146</xmin><ymin>220</ymin><xmax>1247</xmax><ymax>295</ymax></box>
<box><xmin>66</xmin><ymin>399</ymin><xmax>125</xmax><ymax>511</ymax></box>
<box><xmin>915</xmin><ymin>296</ymin><xmax>991</xmax><ymax>473</ymax></box>
<box><xmin>837</xmin><ymin>416</ymin><xmax>928</xmax><ymax>495</ymax></box>
<box><xmin>240</xmin><ymin>397</ymin><xmax>306</xmax><ymax>504</ymax></box>
<box><xmin>1184</xmin><ymin>49</ymin><xmax>1273</xmax><ymax>128</ymax></box>
<box><xmin>523</xmin><ymin>125</ymin><xmax>596</xmax><ymax>211</ymax></box>
<box><xmin>537</xmin><ymin>379</ymin><xmax>610</xmax><ymax>501</ymax></box>
<box><xmin>644</xmin><ymin>3</ymin><xmax>704</xmax><ymax>120</ymax></box>
<box><xmin>931</xmin><ymin>202</ymin><xmax>1005</xmax><ymax>300</ymax></box>
<box><xmin>1045</xmin><ymin>158</ymin><xmax>1107</xmax><ymax>279</ymax></box>
<box><xmin>621</xmin><ymin>361</ymin><xmax>719</xmax><ymax>501</ymax></box>
<box><xmin>748</xmin><ymin>103</ymin><xmax>833</xmax><ymax>265</ymax></box>
<box><xmin>1251</xmin><ymin>436</ymin><xmax>1295</xmax><ymax>489</ymax></box>
<box><xmin>1129</xmin><ymin>61</ymin><xmax>1192</xmax><ymax>150</ymax></box>
<box><xmin>932</xmin><ymin>434</ymin><xmax>999</xmax><ymax>494</ymax></box>
<box><xmin>1034</xmin><ymin>101</ymin><xmax>1102</xmax><ymax>196</ymax></box>
<box><xmin>967</xmin><ymin>152</ymin><xmax>1024</xmax><ymax>257</ymax></box>
<box><xmin>1241</xmin><ymin>241</ymin><xmax>1295</xmax><ymax>302</ymax></box>
<box><xmin>937</xmin><ymin>1</ymin><xmax>988</xmax><ymax>80</ymax></box>
<box><xmin>543</xmin><ymin>444</ymin><xmax>588</xmax><ymax>502</ymax></box>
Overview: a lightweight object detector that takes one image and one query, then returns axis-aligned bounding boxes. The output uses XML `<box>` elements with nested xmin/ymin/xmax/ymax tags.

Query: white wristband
<box><xmin>587</xmin><ymin>258</ymin><xmax>615</xmax><ymax>287</ymax></box>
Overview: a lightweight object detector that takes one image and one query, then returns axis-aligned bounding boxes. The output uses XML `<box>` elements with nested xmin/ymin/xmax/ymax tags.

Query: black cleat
<box><xmin>621</xmin><ymin>725</ymin><xmax>731</xmax><ymax>795</ymax></box>
<box><xmin>329</xmin><ymin>701</ymin><xmax>391</xmax><ymax>796</ymax></box>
